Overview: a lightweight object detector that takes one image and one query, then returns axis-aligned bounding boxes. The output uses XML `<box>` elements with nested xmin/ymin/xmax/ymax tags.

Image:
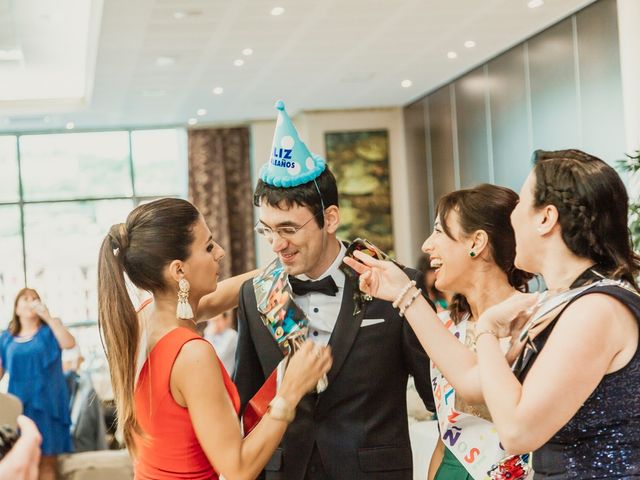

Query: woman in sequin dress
<box><xmin>472</xmin><ymin>149</ymin><xmax>640</xmax><ymax>478</ymax></box>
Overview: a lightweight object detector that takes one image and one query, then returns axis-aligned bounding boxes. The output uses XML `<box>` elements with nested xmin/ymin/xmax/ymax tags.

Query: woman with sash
<box><xmin>97</xmin><ymin>198</ymin><xmax>332</xmax><ymax>480</ymax></box>
<box><xmin>346</xmin><ymin>183</ymin><xmax>533</xmax><ymax>479</ymax></box>
<box><xmin>346</xmin><ymin>149</ymin><xmax>640</xmax><ymax>478</ymax></box>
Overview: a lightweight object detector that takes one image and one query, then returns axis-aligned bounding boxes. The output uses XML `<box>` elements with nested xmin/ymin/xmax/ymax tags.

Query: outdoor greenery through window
<box><xmin>0</xmin><ymin>128</ymin><xmax>188</xmax><ymax>329</ymax></box>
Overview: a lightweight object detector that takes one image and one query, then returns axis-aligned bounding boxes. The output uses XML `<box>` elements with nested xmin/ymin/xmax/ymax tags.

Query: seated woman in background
<box><xmin>0</xmin><ymin>288</ymin><xmax>76</xmax><ymax>480</ymax></box>
<box><xmin>98</xmin><ymin>198</ymin><xmax>331</xmax><ymax>480</ymax></box>
<box><xmin>203</xmin><ymin>309</ymin><xmax>238</xmax><ymax>377</ymax></box>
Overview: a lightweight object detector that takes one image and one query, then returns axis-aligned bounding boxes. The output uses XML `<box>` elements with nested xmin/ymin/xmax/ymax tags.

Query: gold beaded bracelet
<box><xmin>473</xmin><ymin>329</ymin><xmax>498</xmax><ymax>347</ymax></box>
<box><xmin>266</xmin><ymin>395</ymin><xmax>295</xmax><ymax>423</ymax></box>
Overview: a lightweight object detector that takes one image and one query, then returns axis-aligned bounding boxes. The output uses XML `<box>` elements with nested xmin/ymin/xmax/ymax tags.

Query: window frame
<box><xmin>0</xmin><ymin>126</ymin><xmax>188</xmax><ymax>323</ymax></box>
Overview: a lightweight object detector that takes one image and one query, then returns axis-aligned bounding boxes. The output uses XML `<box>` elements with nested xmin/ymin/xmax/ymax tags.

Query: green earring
<box><xmin>469</xmin><ymin>251</ymin><xmax>476</xmax><ymax>257</ymax></box>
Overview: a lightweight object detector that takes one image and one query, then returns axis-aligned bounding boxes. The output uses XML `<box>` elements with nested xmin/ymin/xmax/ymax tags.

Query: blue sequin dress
<box><xmin>0</xmin><ymin>324</ymin><xmax>73</xmax><ymax>455</ymax></box>
<box><xmin>516</xmin><ymin>269</ymin><xmax>640</xmax><ymax>479</ymax></box>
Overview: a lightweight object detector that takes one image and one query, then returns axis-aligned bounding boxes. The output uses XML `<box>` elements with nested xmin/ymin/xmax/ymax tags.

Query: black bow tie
<box><xmin>289</xmin><ymin>275</ymin><xmax>339</xmax><ymax>297</ymax></box>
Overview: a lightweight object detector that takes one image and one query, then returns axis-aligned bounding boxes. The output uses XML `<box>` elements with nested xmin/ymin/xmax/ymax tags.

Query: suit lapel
<box><xmin>324</xmin><ymin>268</ymin><xmax>366</xmax><ymax>385</ymax></box>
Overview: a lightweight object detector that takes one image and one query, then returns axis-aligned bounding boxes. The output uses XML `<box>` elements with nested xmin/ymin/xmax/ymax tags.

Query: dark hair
<box><xmin>532</xmin><ymin>149</ymin><xmax>640</xmax><ymax>290</ymax></box>
<box><xmin>415</xmin><ymin>254</ymin><xmax>447</xmax><ymax>304</ymax></box>
<box><xmin>436</xmin><ymin>184</ymin><xmax>533</xmax><ymax>323</ymax></box>
<box><xmin>97</xmin><ymin>198</ymin><xmax>201</xmax><ymax>450</ymax></box>
<box><xmin>9</xmin><ymin>288</ymin><xmax>41</xmax><ymax>336</ymax></box>
<box><xmin>253</xmin><ymin>168</ymin><xmax>339</xmax><ymax>228</ymax></box>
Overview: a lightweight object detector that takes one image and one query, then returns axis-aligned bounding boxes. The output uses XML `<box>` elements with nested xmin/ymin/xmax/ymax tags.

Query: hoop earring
<box><xmin>177</xmin><ymin>278</ymin><xmax>194</xmax><ymax>320</ymax></box>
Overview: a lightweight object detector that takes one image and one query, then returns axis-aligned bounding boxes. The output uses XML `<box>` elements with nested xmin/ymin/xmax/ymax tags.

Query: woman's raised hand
<box><xmin>478</xmin><ymin>291</ymin><xmax>540</xmax><ymax>338</ymax></box>
<box><xmin>343</xmin><ymin>250</ymin><xmax>412</xmax><ymax>302</ymax></box>
<box><xmin>30</xmin><ymin>301</ymin><xmax>52</xmax><ymax>323</ymax></box>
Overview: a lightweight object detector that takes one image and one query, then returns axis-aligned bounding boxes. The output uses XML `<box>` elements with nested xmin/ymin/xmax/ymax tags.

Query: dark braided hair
<box><xmin>532</xmin><ymin>149</ymin><xmax>640</xmax><ymax>291</ymax></box>
<box><xmin>436</xmin><ymin>184</ymin><xmax>533</xmax><ymax>324</ymax></box>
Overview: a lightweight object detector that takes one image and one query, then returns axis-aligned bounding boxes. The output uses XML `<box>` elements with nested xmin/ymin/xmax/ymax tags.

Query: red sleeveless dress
<box><xmin>134</xmin><ymin>326</ymin><xmax>240</xmax><ymax>479</ymax></box>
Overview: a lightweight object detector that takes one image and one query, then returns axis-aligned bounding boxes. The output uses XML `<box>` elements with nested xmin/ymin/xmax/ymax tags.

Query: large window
<box><xmin>0</xmin><ymin>129</ymin><xmax>188</xmax><ymax>327</ymax></box>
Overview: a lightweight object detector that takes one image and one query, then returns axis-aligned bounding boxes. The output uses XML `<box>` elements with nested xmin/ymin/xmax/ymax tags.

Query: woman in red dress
<box><xmin>97</xmin><ymin>198</ymin><xmax>331</xmax><ymax>480</ymax></box>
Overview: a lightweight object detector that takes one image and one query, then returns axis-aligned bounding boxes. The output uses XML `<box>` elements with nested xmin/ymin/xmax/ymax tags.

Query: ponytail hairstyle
<box><xmin>531</xmin><ymin>149</ymin><xmax>640</xmax><ymax>291</ymax></box>
<box><xmin>97</xmin><ymin>198</ymin><xmax>200</xmax><ymax>450</ymax></box>
<box><xmin>436</xmin><ymin>184</ymin><xmax>534</xmax><ymax>323</ymax></box>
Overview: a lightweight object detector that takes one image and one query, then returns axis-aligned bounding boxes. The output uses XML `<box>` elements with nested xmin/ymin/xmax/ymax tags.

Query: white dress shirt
<box><xmin>292</xmin><ymin>242</ymin><xmax>347</xmax><ymax>346</ymax></box>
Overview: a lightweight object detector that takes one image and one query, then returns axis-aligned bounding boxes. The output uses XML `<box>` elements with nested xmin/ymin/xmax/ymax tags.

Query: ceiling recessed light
<box><xmin>65</xmin><ymin>122</ymin><xmax>75</xmax><ymax>130</ymax></box>
<box><xmin>527</xmin><ymin>0</ymin><xmax>544</xmax><ymax>8</ymax></box>
<box><xmin>464</xmin><ymin>40</ymin><xmax>476</xmax><ymax>48</ymax></box>
<box><xmin>447</xmin><ymin>51</ymin><xmax>458</xmax><ymax>59</ymax></box>
<box><xmin>173</xmin><ymin>9</ymin><xmax>203</xmax><ymax>19</ymax></box>
<box><xmin>188</xmin><ymin>118</ymin><xmax>198</xmax><ymax>126</ymax></box>
<box><xmin>0</xmin><ymin>48</ymin><xmax>24</xmax><ymax>61</ymax></box>
<box><xmin>270</xmin><ymin>6</ymin><xmax>285</xmax><ymax>16</ymax></box>
<box><xmin>141</xmin><ymin>89</ymin><xmax>167</xmax><ymax>97</ymax></box>
<box><xmin>242</xmin><ymin>48</ymin><xmax>254</xmax><ymax>56</ymax></box>
<box><xmin>233</xmin><ymin>59</ymin><xmax>244</xmax><ymax>67</ymax></box>
<box><xmin>155</xmin><ymin>56</ymin><xmax>176</xmax><ymax>67</ymax></box>
<box><xmin>401</xmin><ymin>79</ymin><xmax>413</xmax><ymax>88</ymax></box>
<box><xmin>212</xmin><ymin>87</ymin><xmax>224</xmax><ymax>95</ymax></box>
<box><xmin>197</xmin><ymin>108</ymin><xmax>207</xmax><ymax>116</ymax></box>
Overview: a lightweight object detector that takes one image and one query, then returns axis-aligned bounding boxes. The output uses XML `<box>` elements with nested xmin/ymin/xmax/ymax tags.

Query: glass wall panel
<box><xmin>0</xmin><ymin>206</ymin><xmax>24</xmax><ymax>327</ymax></box>
<box><xmin>0</xmin><ymin>127</ymin><xmax>187</xmax><ymax>323</ymax></box>
<box><xmin>132</xmin><ymin>129</ymin><xmax>188</xmax><ymax>197</ymax></box>
<box><xmin>20</xmin><ymin>131</ymin><xmax>132</xmax><ymax>201</ymax></box>
<box><xmin>0</xmin><ymin>136</ymin><xmax>19</xmax><ymax>203</ymax></box>
<box><xmin>455</xmin><ymin>67</ymin><xmax>491</xmax><ymax>188</ymax></box>
<box><xmin>23</xmin><ymin>200</ymin><xmax>134</xmax><ymax>323</ymax></box>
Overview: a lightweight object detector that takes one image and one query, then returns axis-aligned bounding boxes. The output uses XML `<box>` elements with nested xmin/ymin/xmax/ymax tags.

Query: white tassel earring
<box><xmin>176</xmin><ymin>278</ymin><xmax>194</xmax><ymax>320</ymax></box>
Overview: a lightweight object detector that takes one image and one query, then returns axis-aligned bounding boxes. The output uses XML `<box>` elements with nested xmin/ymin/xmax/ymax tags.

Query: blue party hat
<box><xmin>259</xmin><ymin>100</ymin><xmax>326</xmax><ymax>188</ymax></box>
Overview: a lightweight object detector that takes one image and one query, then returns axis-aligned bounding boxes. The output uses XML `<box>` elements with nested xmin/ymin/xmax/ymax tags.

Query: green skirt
<box><xmin>434</xmin><ymin>446</ymin><xmax>474</xmax><ymax>480</ymax></box>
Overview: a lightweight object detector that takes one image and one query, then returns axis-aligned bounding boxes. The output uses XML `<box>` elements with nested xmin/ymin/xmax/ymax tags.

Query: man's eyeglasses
<box><xmin>254</xmin><ymin>212</ymin><xmax>323</xmax><ymax>240</ymax></box>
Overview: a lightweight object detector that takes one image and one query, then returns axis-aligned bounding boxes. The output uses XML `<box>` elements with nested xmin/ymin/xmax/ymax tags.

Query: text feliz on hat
<box><xmin>259</xmin><ymin>100</ymin><xmax>326</xmax><ymax>188</ymax></box>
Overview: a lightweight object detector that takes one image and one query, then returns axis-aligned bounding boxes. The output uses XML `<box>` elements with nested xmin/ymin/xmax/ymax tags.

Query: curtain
<box><xmin>188</xmin><ymin>127</ymin><xmax>255</xmax><ymax>279</ymax></box>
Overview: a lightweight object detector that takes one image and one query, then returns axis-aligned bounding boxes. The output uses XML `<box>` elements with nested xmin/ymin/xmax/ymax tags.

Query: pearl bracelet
<box><xmin>399</xmin><ymin>288</ymin><xmax>422</xmax><ymax>317</ymax></box>
<box><xmin>392</xmin><ymin>280</ymin><xmax>416</xmax><ymax>309</ymax></box>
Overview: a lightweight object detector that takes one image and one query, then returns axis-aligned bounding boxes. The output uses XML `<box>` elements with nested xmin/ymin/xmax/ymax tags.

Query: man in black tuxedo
<box><xmin>234</xmin><ymin>164</ymin><xmax>434</xmax><ymax>480</ymax></box>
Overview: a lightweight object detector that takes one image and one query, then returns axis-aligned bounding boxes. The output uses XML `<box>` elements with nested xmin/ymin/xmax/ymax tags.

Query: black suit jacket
<box><xmin>233</xmin><ymin>265</ymin><xmax>434</xmax><ymax>480</ymax></box>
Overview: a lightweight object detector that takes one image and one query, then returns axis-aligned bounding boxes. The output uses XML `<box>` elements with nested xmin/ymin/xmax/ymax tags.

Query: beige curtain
<box><xmin>188</xmin><ymin>127</ymin><xmax>255</xmax><ymax>279</ymax></box>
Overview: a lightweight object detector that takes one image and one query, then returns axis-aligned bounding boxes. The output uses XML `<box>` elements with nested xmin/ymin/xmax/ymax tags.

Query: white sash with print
<box><xmin>430</xmin><ymin>313</ymin><xmax>511</xmax><ymax>480</ymax></box>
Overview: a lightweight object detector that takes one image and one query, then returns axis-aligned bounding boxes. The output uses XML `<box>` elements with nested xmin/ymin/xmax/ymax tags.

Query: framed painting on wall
<box><xmin>324</xmin><ymin>130</ymin><xmax>394</xmax><ymax>257</ymax></box>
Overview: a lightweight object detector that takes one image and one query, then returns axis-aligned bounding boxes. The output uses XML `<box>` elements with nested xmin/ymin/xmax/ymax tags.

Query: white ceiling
<box><xmin>0</xmin><ymin>0</ymin><xmax>101</xmax><ymax>106</ymax></box>
<box><xmin>0</xmin><ymin>0</ymin><xmax>597</xmax><ymax>132</ymax></box>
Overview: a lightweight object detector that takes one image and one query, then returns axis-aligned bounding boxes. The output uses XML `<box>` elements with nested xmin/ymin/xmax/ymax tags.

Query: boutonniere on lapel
<box><xmin>339</xmin><ymin>260</ymin><xmax>370</xmax><ymax>317</ymax></box>
<box><xmin>342</xmin><ymin>238</ymin><xmax>396</xmax><ymax>316</ymax></box>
